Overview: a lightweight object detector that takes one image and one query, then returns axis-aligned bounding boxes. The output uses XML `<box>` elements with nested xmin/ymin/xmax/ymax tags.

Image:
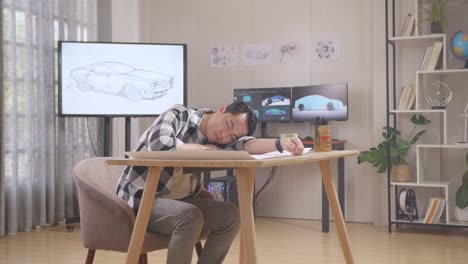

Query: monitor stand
<box><xmin>260</xmin><ymin>122</ymin><xmax>269</xmax><ymax>138</ymax></box>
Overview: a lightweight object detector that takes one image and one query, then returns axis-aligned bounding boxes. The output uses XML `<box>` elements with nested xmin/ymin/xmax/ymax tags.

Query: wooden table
<box><xmin>107</xmin><ymin>150</ymin><xmax>358</xmax><ymax>264</ymax></box>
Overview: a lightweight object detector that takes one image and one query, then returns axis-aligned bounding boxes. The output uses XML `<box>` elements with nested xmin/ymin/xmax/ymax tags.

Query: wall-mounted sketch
<box><xmin>279</xmin><ymin>42</ymin><xmax>297</xmax><ymax>62</ymax></box>
<box><xmin>243</xmin><ymin>43</ymin><xmax>272</xmax><ymax>65</ymax></box>
<box><xmin>210</xmin><ymin>45</ymin><xmax>238</xmax><ymax>68</ymax></box>
<box><xmin>311</xmin><ymin>36</ymin><xmax>342</xmax><ymax>61</ymax></box>
<box><xmin>70</xmin><ymin>62</ymin><xmax>173</xmax><ymax>101</ymax></box>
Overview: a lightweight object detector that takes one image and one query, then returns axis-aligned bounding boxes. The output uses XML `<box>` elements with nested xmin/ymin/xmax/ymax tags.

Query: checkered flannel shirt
<box><xmin>116</xmin><ymin>104</ymin><xmax>254</xmax><ymax>213</ymax></box>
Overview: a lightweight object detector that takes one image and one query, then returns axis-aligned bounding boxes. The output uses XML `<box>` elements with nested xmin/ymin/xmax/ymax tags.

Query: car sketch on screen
<box><xmin>293</xmin><ymin>95</ymin><xmax>347</xmax><ymax>120</ymax></box>
<box><xmin>71</xmin><ymin>62</ymin><xmax>173</xmax><ymax>101</ymax></box>
<box><xmin>265</xmin><ymin>108</ymin><xmax>286</xmax><ymax>116</ymax></box>
<box><xmin>261</xmin><ymin>95</ymin><xmax>290</xmax><ymax>106</ymax></box>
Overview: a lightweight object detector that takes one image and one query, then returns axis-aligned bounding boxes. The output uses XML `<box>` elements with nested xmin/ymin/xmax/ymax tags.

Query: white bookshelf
<box><xmin>386</xmin><ymin>0</ymin><xmax>468</xmax><ymax>230</ymax></box>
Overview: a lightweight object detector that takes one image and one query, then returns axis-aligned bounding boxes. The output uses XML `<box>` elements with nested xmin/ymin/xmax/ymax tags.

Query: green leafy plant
<box><xmin>357</xmin><ymin>114</ymin><xmax>431</xmax><ymax>173</ymax></box>
<box><xmin>421</xmin><ymin>0</ymin><xmax>446</xmax><ymax>29</ymax></box>
<box><xmin>455</xmin><ymin>153</ymin><xmax>468</xmax><ymax>209</ymax></box>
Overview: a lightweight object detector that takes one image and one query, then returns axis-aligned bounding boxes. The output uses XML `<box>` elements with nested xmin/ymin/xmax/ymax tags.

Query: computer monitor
<box><xmin>291</xmin><ymin>83</ymin><xmax>348</xmax><ymax>122</ymax></box>
<box><xmin>233</xmin><ymin>87</ymin><xmax>291</xmax><ymax>122</ymax></box>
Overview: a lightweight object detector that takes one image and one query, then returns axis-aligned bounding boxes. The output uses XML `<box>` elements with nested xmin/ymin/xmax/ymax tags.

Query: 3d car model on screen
<box><xmin>70</xmin><ymin>62</ymin><xmax>173</xmax><ymax>101</ymax></box>
<box><xmin>295</xmin><ymin>95</ymin><xmax>344</xmax><ymax>111</ymax></box>
<box><xmin>262</xmin><ymin>95</ymin><xmax>286</xmax><ymax>106</ymax></box>
<box><xmin>265</xmin><ymin>108</ymin><xmax>286</xmax><ymax>115</ymax></box>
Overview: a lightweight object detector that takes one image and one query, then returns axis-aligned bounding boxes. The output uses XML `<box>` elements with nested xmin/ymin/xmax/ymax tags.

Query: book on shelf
<box><xmin>419</xmin><ymin>45</ymin><xmax>432</xmax><ymax>71</ymax></box>
<box><xmin>397</xmin><ymin>85</ymin><xmax>409</xmax><ymax>110</ymax></box>
<box><xmin>397</xmin><ymin>82</ymin><xmax>415</xmax><ymax>110</ymax></box>
<box><xmin>425</xmin><ymin>42</ymin><xmax>443</xmax><ymax>71</ymax></box>
<box><xmin>400</xmin><ymin>13</ymin><xmax>415</xmax><ymax>37</ymax></box>
<box><xmin>405</xmin><ymin>82</ymin><xmax>416</xmax><ymax>110</ymax></box>
<box><xmin>400</xmin><ymin>14</ymin><xmax>410</xmax><ymax>36</ymax></box>
<box><xmin>431</xmin><ymin>198</ymin><xmax>446</xmax><ymax>224</ymax></box>
<box><xmin>423</xmin><ymin>198</ymin><xmax>439</xmax><ymax>224</ymax></box>
<box><xmin>423</xmin><ymin>197</ymin><xmax>446</xmax><ymax>224</ymax></box>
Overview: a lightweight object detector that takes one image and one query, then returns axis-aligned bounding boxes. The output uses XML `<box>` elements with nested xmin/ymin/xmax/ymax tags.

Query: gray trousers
<box><xmin>147</xmin><ymin>195</ymin><xmax>240</xmax><ymax>264</ymax></box>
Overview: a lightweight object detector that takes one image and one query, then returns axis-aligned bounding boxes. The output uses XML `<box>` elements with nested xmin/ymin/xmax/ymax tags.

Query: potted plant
<box><xmin>421</xmin><ymin>0</ymin><xmax>446</xmax><ymax>34</ymax></box>
<box><xmin>357</xmin><ymin>114</ymin><xmax>431</xmax><ymax>181</ymax></box>
<box><xmin>454</xmin><ymin>153</ymin><xmax>468</xmax><ymax>222</ymax></box>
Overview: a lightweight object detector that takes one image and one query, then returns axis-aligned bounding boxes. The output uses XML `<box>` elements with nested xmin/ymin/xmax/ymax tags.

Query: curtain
<box><xmin>1</xmin><ymin>0</ymin><xmax>98</xmax><ymax>236</ymax></box>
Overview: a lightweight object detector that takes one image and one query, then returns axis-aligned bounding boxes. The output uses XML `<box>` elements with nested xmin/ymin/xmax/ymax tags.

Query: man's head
<box><xmin>203</xmin><ymin>101</ymin><xmax>257</xmax><ymax>145</ymax></box>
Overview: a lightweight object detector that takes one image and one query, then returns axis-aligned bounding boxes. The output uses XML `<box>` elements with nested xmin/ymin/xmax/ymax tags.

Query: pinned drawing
<box><xmin>312</xmin><ymin>36</ymin><xmax>342</xmax><ymax>61</ymax></box>
<box><xmin>210</xmin><ymin>45</ymin><xmax>238</xmax><ymax>68</ymax></box>
<box><xmin>279</xmin><ymin>42</ymin><xmax>297</xmax><ymax>62</ymax></box>
<box><xmin>243</xmin><ymin>43</ymin><xmax>272</xmax><ymax>65</ymax></box>
<box><xmin>71</xmin><ymin>62</ymin><xmax>173</xmax><ymax>101</ymax></box>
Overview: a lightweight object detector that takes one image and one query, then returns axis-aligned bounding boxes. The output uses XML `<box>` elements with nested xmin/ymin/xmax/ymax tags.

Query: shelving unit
<box><xmin>385</xmin><ymin>0</ymin><xmax>468</xmax><ymax>232</ymax></box>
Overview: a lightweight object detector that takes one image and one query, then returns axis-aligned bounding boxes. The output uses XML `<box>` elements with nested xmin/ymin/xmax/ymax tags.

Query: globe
<box><xmin>450</xmin><ymin>30</ymin><xmax>468</xmax><ymax>69</ymax></box>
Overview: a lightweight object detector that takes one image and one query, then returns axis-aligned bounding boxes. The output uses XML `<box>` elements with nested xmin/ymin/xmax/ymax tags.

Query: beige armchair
<box><xmin>73</xmin><ymin>157</ymin><xmax>205</xmax><ymax>264</ymax></box>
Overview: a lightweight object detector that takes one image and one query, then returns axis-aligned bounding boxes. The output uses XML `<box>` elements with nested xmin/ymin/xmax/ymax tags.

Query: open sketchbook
<box><xmin>126</xmin><ymin>148</ymin><xmax>312</xmax><ymax>160</ymax></box>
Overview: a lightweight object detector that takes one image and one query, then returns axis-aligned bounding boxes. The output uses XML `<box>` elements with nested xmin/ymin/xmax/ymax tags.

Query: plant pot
<box><xmin>431</xmin><ymin>21</ymin><xmax>442</xmax><ymax>34</ymax></box>
<box><xmin>391</xmin><ymin>164</ymin><xmax>411</xmax><ymax>182</ymax></box>
<box><xmin>454</xmin><ymin>207</ymin><xmax>468</xmax><ymax>222</ymax></box>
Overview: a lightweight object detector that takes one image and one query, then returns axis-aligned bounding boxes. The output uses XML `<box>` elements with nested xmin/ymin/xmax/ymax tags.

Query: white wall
<box><xmin>109</xmin><ymin>0</ymin><xmax>145</xmax><ymax>158</ymax></box>
<box><xmin>134</xmin><ymin>0</ymin><xmax>387</xmax><ymax>223</ymax></box>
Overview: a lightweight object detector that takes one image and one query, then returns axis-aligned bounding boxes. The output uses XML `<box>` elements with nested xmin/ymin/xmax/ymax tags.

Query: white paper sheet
<box><xmin>250</xmin><ymin>148</ymin><xmax>312</xmax><ymax>160</ymax></box>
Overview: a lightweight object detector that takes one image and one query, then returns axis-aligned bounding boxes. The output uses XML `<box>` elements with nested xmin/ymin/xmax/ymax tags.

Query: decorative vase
<box><xmin>391</xmin><ymin>164</ymin><xmax>411</xmax><ymax>182</ymax></box>
<box><xmin>454</xmin><ymin>207</ymin><xmax>468</xmax><ymax>222</ymax></box>
<box><xmin>431</xmin><ymin>21</ymin><xmax>442</xmax><ymax>34</ymax></box>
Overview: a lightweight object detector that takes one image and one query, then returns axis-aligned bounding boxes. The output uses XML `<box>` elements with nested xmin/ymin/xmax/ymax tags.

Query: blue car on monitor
<box><xmin>263</xmin><ymin>95</ymin><xmax>286</xmax><ymax>106</ymax></box>
<box><xmin>265</xmin><ymin>108</ymin><xmax>286</xmax><ymax>115</ymax></box>
<box><xmin>295</xmin><ymin>95</ymin><xmax>343</xmax><ymax>111</ymax></box>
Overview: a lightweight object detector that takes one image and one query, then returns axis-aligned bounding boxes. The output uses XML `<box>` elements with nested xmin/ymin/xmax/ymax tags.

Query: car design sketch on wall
<box><xmin>294</xmin><ymin>95</ymin><xmax>343</xmax><ymax>111</ymax></box>
<box><xmin>70</xmin><ymin>62</ymin><xmax>173</xmax><ymax>101</ymax></box>
<box><xmin>262</xmin><ymin>95</ymin><xmax>290</xmax><ymax>106</ymax></box>
<box><xmin>265</xmin><ymin>108</ymin><xmax>286</xmax><ymax>116</ymax></box>
<box><xmin>245</xmin><ymin>50</ymin><xmax>270</xmax><ymax>60</ymax></box>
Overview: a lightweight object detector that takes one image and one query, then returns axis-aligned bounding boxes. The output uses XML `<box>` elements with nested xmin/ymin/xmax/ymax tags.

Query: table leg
<box><xmin>321</xmin><ymin>183</ymin><xmax>329</xmax><ymax>233</ymax></box>
<box><xmin>319</xmin><ymin>160</ymin><xmax>354</xmax><ymax>264</ymax></box>
<box><xmin>235</xmin><ymin>168</ymin><xmax>257</xmax><ymax>264</ymax></box>
<box><xmin>125</xmin><ymin>166</ymin><xmax>162</xmax><ymax>264</ymax></box>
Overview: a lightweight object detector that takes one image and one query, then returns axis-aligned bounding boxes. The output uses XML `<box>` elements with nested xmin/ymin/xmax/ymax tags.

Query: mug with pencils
<box><xmin>313</xmin><ymin>117</ymin><xmax>332</xmax><ymax>152</ymax></box>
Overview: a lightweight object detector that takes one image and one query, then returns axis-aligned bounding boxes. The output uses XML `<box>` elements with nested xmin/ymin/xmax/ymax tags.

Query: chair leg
<box><xmin>139</xmin><ymin>253</ymin><xmax>148</xmax><ymax>264</ymax></box>
<box><xmin>85</xmin><ymin>249</ymin><xmax>95</xmax><ymax>264</ymax></box>
<box><xmin>195</xmin><ymin>241</ymin><xmax>203</xmax><ymax>257</ymax></box>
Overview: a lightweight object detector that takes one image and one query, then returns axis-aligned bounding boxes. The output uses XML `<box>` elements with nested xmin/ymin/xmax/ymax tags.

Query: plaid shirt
<box><xmin>116</xmin><ymin>104</ymin><xmax>254</xmax><ymax>212</ymax></box>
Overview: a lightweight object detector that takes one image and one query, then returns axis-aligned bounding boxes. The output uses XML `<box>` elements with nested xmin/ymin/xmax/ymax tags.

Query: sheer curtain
<box><xmin>1</xmin><ymin>0</ymin><xmax>98</xmax><ymax>236</ymax></box>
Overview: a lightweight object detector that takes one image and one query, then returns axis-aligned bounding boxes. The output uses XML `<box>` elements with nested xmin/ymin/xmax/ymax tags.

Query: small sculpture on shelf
<box><xmin>456</xmin><ymin>103</ymin><xmax>468</xmax><ymax>144</ymax></box>
<box><xmin>424</xmin><ymin>80</ymin><xmax>452</xmax><ymax>109</ymax></box>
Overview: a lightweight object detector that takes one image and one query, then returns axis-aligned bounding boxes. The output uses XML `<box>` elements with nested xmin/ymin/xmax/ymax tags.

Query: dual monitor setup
<box><xmin>234</xmin><ymin>84</ymin><xmax>349</xmax><ymax>137</ymax></box>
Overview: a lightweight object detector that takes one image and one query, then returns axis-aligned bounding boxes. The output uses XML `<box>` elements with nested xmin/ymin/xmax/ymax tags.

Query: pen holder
<box><xmin>314</xmin><ymin>125</ymin><xmax>332</xmax><ymax>152</ymax></box>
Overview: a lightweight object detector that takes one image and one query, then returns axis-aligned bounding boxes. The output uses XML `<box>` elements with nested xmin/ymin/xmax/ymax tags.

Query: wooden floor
<box><xmin>1</xmin><ymin>217</ymin><xmax>467</xmax><ymax>264</ymax></box>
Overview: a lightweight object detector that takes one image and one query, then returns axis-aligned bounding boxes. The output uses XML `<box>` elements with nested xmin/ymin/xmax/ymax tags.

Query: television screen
<box><xmin>292</xmin><ymin>83</ymin><xmax>348</xmax><ymax>122</ymax></box>
<box><xmin>233</xmin><ymin>87</ymin><xmax>291</xmax><ymax>122</ymax></box>
<box><xmin>58</xmin><ymin>41</ymin><xmax>186</xmax><ymax>116</ymax></box>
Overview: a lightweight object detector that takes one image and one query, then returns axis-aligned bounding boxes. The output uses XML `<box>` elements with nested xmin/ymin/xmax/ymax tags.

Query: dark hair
<box><xmin>224</xmin><ymin>101</ymin><xmax>257</xmax><ymax>136</ymax></box>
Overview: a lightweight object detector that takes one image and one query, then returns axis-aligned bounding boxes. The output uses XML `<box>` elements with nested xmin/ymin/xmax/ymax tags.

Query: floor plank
<box><xmin>0</xmin><ymin>217</ymin><xmax>467</xmax><ymax>264</ymax></box>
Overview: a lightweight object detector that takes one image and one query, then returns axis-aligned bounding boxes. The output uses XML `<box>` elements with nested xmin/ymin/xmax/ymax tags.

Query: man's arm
<box><xmin>243</xmin><ymin>138</ymin><xmax>304</xmax><ymax>155</ymax></box>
